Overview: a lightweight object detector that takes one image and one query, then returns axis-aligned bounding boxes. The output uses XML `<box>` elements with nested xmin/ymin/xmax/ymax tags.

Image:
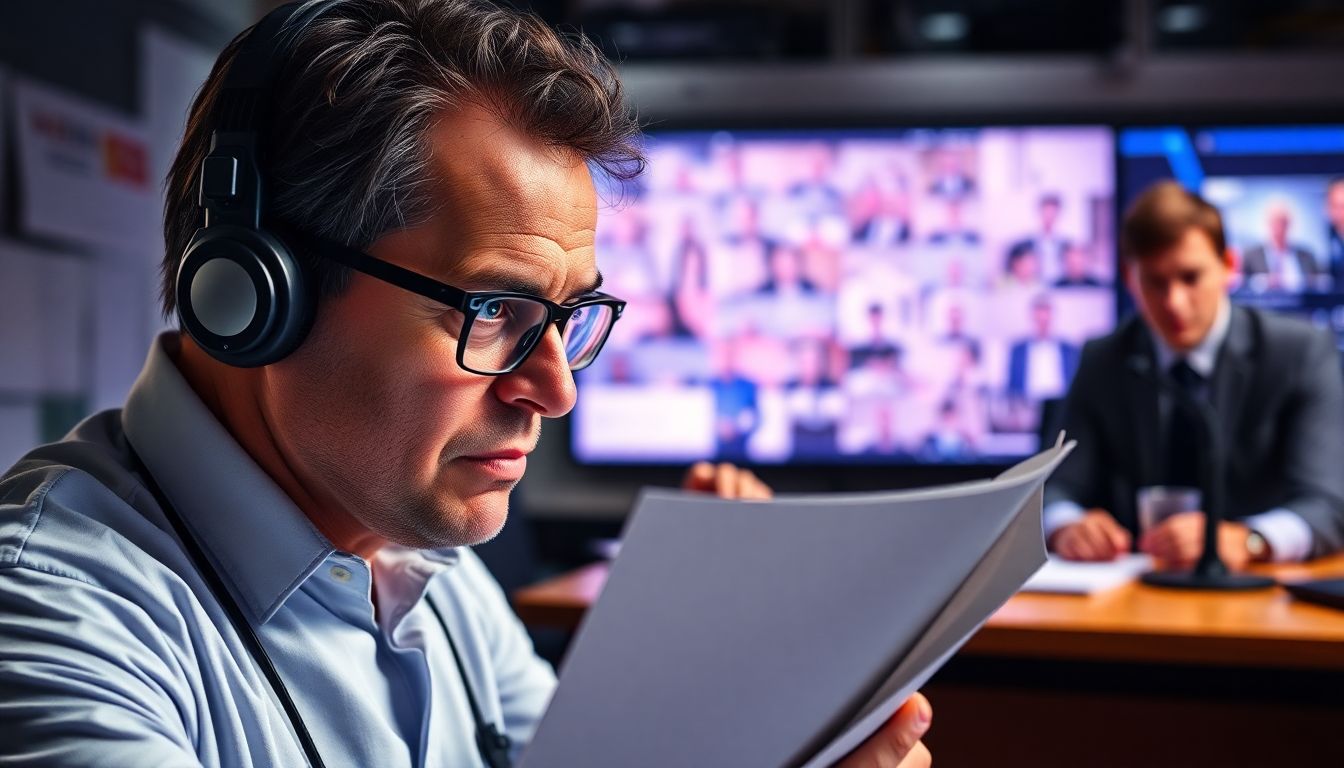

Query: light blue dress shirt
<box><xmin>0</xmin><ymin>333</ymin><xmax>556</xmax><ymax>766</ymax></box>
<box><xmin>1043</xmin><ymin>299</ymin><xmax>1314</xmax><ymax>561</ymax></box>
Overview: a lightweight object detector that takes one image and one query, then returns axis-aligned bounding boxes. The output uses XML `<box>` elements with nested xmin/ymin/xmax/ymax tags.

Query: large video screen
<box><xmin>1119</xmin><ymin>125</ymin><xmax>1344</xmax><ymax>335</ymax></box>
<box><xmin>574</xmin><ymin>126</ymin><xmax>1117</xmax><ymax>465</ymax></box>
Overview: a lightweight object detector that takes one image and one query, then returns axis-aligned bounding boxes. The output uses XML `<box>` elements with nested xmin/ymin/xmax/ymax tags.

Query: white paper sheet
<box><xmin>521</xmin><ymin>438</ymin><xmax>1075</xmax><ymax>767</ymax></box>
<box><xmin>1020</xmin><ymin>554</ymin><xmax>1153</xmax><ymax>595</ymax></box>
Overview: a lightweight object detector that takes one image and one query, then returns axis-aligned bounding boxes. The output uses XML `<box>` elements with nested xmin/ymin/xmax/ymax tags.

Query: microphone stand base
<box><xmin>1141</xmin><ymin>570</ymin><xmax>1276</xmax><ymax>591</ymax></box>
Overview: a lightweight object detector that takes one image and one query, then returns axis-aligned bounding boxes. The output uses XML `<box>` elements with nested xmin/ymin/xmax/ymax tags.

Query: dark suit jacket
<box><xmin>1328</xmin><ymin>228</ymin><xmax>1344</xmax><ymax>287</ymax></box>
<box><xmin>1242</xmin><ymin>244</ymin><xmax>1319</xmax><ymax>280</ymax></box>
<box><xmin>1007</xmin><ymin>339</ymin><xmax>1080</xmax><ymax>399</ymax></box>
<box><xmin>1045</xmin><ymin>306</ymin><xmax>1344</xmax><ymax>558</ymax></box>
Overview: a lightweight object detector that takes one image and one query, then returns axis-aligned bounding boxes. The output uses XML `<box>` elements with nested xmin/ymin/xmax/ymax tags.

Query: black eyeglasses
<box><xmin>308</xmin><ymin>235</ymin><xmax>625</xmax><ymax>376</ymax></box>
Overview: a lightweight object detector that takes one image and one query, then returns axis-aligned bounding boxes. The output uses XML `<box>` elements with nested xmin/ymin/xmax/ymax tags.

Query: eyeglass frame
<box><xmin>305</xmin><ymin>234</ymin><xmax>626</xmax><ymax>376</ymax></box>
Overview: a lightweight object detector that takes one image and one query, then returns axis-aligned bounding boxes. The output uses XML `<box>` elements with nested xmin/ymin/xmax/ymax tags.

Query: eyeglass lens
<box><xmin>462</xmin><ymin>297</ymin><xmax>615</xmax><ymax>373</ymax></box>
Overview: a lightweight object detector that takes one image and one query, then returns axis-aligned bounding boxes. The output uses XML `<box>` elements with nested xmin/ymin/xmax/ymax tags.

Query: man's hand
<box><xmin>1139</xmin><ymin>512</ymin><xmax>1252</xmax><ymax>571</ymax></box>
<box><xmin>1048</xmin><ymin>509</ymin><xmax>1132</xmax><ymax>561</ymax></box>
<box><xmin>681</xmin><ymin>462</ymin><xmax>773</xmax><ymax>500</ymax></box>
<box><xmin>835</xmin><ymin>692</ymin><xmax>932</xmax><ymax>768</ymax></box>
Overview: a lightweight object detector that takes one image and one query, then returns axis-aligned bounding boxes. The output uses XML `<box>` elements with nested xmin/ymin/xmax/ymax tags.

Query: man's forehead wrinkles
<box><xmin>472</xmin><ymin>229</ymin><xmax>594</xmax><ymax>252</ymax></box>
<box><xmin>432</xmin><ymin>232</ymin><xmax>590</xmax><ymax>271</ymax></box>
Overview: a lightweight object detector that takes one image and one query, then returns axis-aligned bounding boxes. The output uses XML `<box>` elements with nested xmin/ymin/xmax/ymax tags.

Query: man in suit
<box><xmin>927</xmin><ymin>197</ymin><xmax>981</xmax><ymax>246</ymax></box>
<box><xmin>1006</xmin><ymin>294</ymin><xmax>1080</xmax><ymax>401</ymax></box>
<box><xmin>1054</xmin><ymin>244</ymin><xmax>1104</xmax><ymax>288</ymax></box>
<box><xmin>1046</xmin><ymin>181</ymin><xmax>1344</xmax><ymax>567</ymax></box>
<box><xmin>1241</xmin><ymin>202</ymin><xmax>1321</xmax><ymax>293</ymax></box>
<box><xmin>1012</xmin><ymin>193</ymin><xmax>1072</xmax><ymax>284</ymax></box>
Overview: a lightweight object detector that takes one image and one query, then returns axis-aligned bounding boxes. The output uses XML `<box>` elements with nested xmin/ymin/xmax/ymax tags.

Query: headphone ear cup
<box><xmin>177</xmin><ymin>225</ymin><xmax>313</xmax><ymax>367</ymax></box>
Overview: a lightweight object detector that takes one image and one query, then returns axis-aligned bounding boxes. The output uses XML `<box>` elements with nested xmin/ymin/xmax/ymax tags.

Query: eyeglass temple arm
<box><xmin>305</xmin><ymin>235</ymin><xmax>468</xmax><ymax>310</ymax></box>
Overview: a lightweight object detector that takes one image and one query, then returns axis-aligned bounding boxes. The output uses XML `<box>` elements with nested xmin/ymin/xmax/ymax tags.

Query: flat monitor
<box><xmin>574</xmin><ymin>126</ymin><xmax>1117</xmax><ymax>465</ymax></box>
<box><xmin>1119</xmin><ymin>125</ymin><xmax>1344</xmax><ymax>340</ymax></box>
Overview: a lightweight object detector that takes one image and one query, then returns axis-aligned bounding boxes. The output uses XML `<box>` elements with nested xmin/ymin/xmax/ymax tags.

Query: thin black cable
<box><xmin>132</xmin><ymin>443</ymin><xmax>511</xmax><ymax>768</ymax></box>
<box><xmin>426</xmin><ymin>594</ymin><xmax>514</xmax><ymax>768</ymax></box>
<box><xmin>128</xmin><ymin>444</ymin><xmax>328</xmax><ymax>768</ymax></box>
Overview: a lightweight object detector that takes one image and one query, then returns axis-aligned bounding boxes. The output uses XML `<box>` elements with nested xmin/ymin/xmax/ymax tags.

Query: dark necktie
<box><xmin>1165</xmin><ymin>359</ymin><xmax>1204</xmax><ymax>487</ymax></box>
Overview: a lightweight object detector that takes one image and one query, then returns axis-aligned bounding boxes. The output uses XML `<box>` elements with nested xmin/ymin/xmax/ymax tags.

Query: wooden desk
<box><xmin>513</xmin><ymin>556</ymin><xmax>1344</xmax><ymax>767</ymax></box>
<box><xmin>513</xmin><ymin>556</ymin><xmax>1344</xmax><ymax>669</ymax></box>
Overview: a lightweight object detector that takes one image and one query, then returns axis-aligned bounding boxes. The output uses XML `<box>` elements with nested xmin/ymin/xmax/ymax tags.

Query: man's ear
<box><xmin>1222</xmin><ymin>246</ymin><xmax>1241</xmax><ymax>292</ymax></box>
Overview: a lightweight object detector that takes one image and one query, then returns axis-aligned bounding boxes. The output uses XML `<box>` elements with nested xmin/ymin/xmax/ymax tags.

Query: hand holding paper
<box><xmin>521</xmin><ymin>438</ymin><xmax>1075</xmax><ymax>767</ymax></box>
<box><xmin>833</xmin><ymin>693</ymin><xmax>932</xmax><ymax>768</ymax></box>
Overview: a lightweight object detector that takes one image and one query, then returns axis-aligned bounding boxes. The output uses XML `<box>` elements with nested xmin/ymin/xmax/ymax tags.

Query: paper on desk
<box><xmin>1020</xmin><ymin>554</ymin><xmax>1153</xmax><ymax>595</ymax></box>
<box><xmin>521</xmin><ymin>437</ymin><xmax>1074</xmax><ymax>768</ymax></box>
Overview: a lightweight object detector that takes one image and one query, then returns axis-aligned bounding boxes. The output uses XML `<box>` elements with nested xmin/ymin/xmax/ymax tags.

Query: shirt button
<box><xmin>329</xmin><ymin>565</ymin><xmax>353</xmax><ymax>583</ymax></box>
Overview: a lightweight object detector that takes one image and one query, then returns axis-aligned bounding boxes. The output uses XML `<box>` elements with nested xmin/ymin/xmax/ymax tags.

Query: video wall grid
<box><xmin>573</xmin><ymin>127</ymin><xmax>1117</xmax><ymax>465</ymax></box>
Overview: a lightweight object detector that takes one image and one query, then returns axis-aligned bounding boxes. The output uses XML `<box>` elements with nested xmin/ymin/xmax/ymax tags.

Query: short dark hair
<box><xmin>1120</xmin><ymin>180</ymin><xmax>1226</xmax><ymax>261</ymax></box>
<box><xmin>1005</xmin><ymin>239</ymin><xmax>1038</xmax><ymax>270</ymax></box>
<box><xmin>161</xmin><ymin>0</ymin><xmax>644</xmax><ymax>317</ymax></box>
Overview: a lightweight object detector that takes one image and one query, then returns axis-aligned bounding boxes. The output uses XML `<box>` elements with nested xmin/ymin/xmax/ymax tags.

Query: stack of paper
<box><xmin>521</xmin><ymin>438</ymin><xmax>1075</xmax><ymax>768</ymax></box>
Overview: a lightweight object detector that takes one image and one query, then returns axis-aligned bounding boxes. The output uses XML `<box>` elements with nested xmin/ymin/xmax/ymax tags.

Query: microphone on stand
<box><xmin>1126</xmin><ymin>355</ymin><xmax>1274</xmax><ymax>590</ymax></box>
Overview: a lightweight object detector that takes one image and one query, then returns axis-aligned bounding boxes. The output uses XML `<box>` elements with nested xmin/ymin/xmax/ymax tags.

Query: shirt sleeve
<box><xmin>0</xmin><ymin>565</ymin><xmax>202</xmax><ymax>767</ymax></box>
<box><xmin>1244</xmin><ymin>509</ymin><xmax>1315</xmax><ymax>563</ymax></box>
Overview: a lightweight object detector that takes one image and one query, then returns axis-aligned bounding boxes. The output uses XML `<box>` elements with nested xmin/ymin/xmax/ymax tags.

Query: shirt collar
<box><xmin>122</xmin><ymin>333</ymin><xmax>336</xmax><ymax>624</ymax></box>
<box><xmin>1152</xmin><ymin>297</ymin><xmax>1231</xmax><ymax>379</ymax></box>
<box><xmin>371</xmin><ymin>545</ymin><xmax>461</xmax><ymax>637</ymax></box>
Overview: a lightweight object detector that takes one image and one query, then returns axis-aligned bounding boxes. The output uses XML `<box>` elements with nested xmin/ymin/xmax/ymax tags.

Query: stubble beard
<box><xmin>314</xmin><ymin>411</ymin><xmax>537</xmax><ymax>551</ymax></box>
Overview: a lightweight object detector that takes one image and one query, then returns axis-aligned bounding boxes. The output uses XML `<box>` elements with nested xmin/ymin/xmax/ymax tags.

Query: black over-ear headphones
<box><xmin>176</xmin><ymin>2</ymin><xmax>315</xmax><ymax>368</ymax></box>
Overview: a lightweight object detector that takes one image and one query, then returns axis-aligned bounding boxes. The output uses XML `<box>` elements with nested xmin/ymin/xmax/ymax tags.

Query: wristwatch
<box><xmin>1245</xmin><ymin>529</ymin><xmax>1269</xmax><ymax>562</ymax></box>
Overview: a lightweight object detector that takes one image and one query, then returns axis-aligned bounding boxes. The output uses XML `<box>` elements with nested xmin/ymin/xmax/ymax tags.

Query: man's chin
<box><xmin>434</xmin><ymin>482</ymin><xmax>513</xmax><ymax>546</ymax></box>
<box><xmin>1156</xmin><ymin>325</ymin><xmax>1201</xmax><ymax>353</ymax></box>
<box><xmin>455</xmin><ymin>496</ymin><xmax>511</xmax><ymax>545</ymax></box>
<box><xmin>1173</xmin><ymin>333</ymin><xmax>1204</xmax><ymax>352</ymax></box>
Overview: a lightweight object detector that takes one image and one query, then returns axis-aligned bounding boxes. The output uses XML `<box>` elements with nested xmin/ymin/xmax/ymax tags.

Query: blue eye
<box><xmin>479</xmin><ymin>299</ymin><xmax>506</xmax><ymax>320</ymax></box>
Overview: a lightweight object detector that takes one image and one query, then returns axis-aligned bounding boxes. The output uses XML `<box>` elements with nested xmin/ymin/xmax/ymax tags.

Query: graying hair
<box><xmin>161</xmin><ymin>0</ymin><xmax>644</xmax><ymax>316</ymax></box>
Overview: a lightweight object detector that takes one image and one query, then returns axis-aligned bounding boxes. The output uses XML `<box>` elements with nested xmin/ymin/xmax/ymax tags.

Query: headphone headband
<box><xmin>216</xmin><ymin>2</ymin><xmax>309</xmax><ymax>132</ymax></box>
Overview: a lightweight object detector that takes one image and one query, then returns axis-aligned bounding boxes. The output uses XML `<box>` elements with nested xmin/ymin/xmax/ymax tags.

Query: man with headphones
<box><xmin>0</xmin><ymin>1</ymin><xmax>931</xmax><ymax>766</ymax></box>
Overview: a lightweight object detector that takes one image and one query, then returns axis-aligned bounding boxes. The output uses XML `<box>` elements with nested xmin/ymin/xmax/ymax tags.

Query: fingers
<box><xmin>901</xmin><ymin>742</ymin><xmax>933</xmax><ymax>768</ymax></box>
<box><xmin>1054</xmin><ymin>512</ymin><xmax>1130</xmax><ymax>561</ymax></box>
<box><xmin>681</xmin><ymin>462</ymin><xmax>773</xmax><ymax>500</ymax></box>
<box><xmin>1152</xmin><ymin>513</ymin><xmax>1203</xmax><ymax>565</ymax></box>
<box><xmin>1140</xmin><ymin>512</ymin><xmax>1203</xmax><ymax>567</ymax></box>
<box><xmin>835</xmin><ymin>693</ymin><xmax>933</xmax><ymax>768</ymax></box>
<box><xmin>1050</xmin><ymin>524</ymin><xmax>1084</xmax><ymax>560</ymax></box>
<box><xmin>682</xmin><ymin>461</ymin><xmax>715</xmax><ymax>492</ymax></box>
<box><xmin>715</xmin><ymin>463</ymin><xmax>735</xmax><ymax>498</ymax></box>
<box><xmin>734</xmin><ymin>465</ymin><xmax>773</xmax><ymax>500</ymax></box>
<box><xmin>1218</xmin><ymin>522</ymin><xmax>1253</xmax><ymax>571</ymax></box>
<box><xmin>1102</xmin><ymin>516</ymin><xmax>1133</xmax><ymax>556</ymax></box>
<box><xmin>1076</xmin><ymin>520</ymin><xmax>1114</xmax><ymax>559</ymax></box>
<box><xmin>1085</xmin><ymin>513</ymin><xmax>1131</xmax><ymax>559</ymax></box>
<box><xmin>1057</xmin><ymin>525</ymin><xmax>1096</xmax><ymax>561</ymax></box>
